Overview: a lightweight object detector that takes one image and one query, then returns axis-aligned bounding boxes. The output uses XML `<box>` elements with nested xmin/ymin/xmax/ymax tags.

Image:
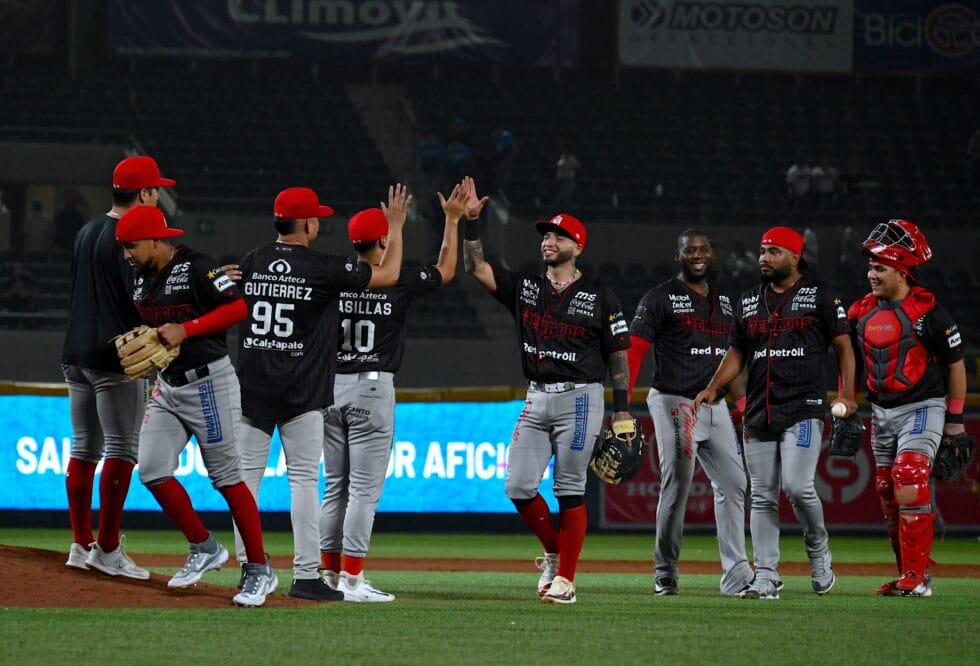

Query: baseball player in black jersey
<box><xmin>319</xmin><ymin>180</ymin><xmax>471</xmax><ymax>602</ymax></box>
<box><xmin>61</xmin><ymin>156</ymin><xmax>173</xmax><ymax>579</ymax></box>
<box><xmin>627</xmin><ymin>229</ymin><xmax>752</xmax><ymax>596</ymax></box>
<box><xmin>116</xmin><ymin>205</ymin><xmax>275</xmax><ymax>607</ymax></box>
<box><xmin>465</xmin><ymin>203</ymin><xmax>633</xmax><ymax>604</ymax></box>
<box><xmin>846</xmin><ymin>219</ymin><xmax>966</xmax><ymax>597</ymax></box>
<box><xmin>231</xmin><ymin>186</ymin><xmax>407</xmax><ymax>602</ymax></box>
<box><xmin>695</xmin><ymin>226</ymin><xmax>857</xmax><ymax>600</ymax></box>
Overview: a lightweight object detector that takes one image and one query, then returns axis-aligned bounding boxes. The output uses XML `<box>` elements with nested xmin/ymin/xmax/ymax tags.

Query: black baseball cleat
<box><xmin>654</xmin><ymin>576</ymin><xmax>679</xmax><ymax>596</ymax></box>
<box><xmin>289</xmin><ymin>577</ymin><xmax>345</xmax><ymax>601</ymax></box>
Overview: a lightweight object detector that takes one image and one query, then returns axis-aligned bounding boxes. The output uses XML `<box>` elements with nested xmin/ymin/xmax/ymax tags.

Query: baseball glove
<box><xmin>113</xmin><ymin>325</ymin><xmax>179</xmax><ymax>380</ymax></box>
<box><xmin>829</xmin><ymin>413</ymin><xmax>865</xmax><ymax>457</ymax></box>
<box><xmin>590</xmin><ymin>418</ymin><xmax>645</xmax><ymax>485</ymax></box>
<box><xmin>933</xmin><ymin>432</ymin><xmax>975</xmax><ymax>483</ymax></box>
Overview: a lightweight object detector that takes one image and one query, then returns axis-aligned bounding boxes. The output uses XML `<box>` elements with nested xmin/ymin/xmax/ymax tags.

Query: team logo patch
<box><xmin>610</xmin><ymin>320</ymin><xmax>628</xmax><ymax>335</ymax></box>
<box><xmin>948</xmin><ymin>332</ymin><xmax>961</xmax><ymax>348</ymax></box>
<box><xmin>212</xmin><ymin>275</ymin><xmax>234</xmax><ymax>291</ymax></box>
<box><xmin>268</xmin><ymin>259</ymin><xmax>292</xmax><ymax>274</ymax></box>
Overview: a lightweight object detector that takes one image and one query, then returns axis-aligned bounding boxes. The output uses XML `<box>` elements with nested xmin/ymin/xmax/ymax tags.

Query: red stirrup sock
<box><xmin>96</xmin><ymin>458</ymin><xmax>135</xmax><ymax>553</ymax></box>
<box><xmin>66</xmin><ymin>458</ymin><xmax>97</xmax><ymax>546</ymax></box>
<box><xmin>321</xmin><ymin>551</ymin><xmax>342</xmax><ymax>572</ymax></box>
<box><xmin>220</xmin><ymin>482</ymin><xmax>266</xmax><ymax>563</ymax></box>
<box><xmin>343</xmin><ymin>555</ymin><xmax>365</xmax><ymax>577</ymax></box>
<box><xmin>515</xmin><ymin>493</ymin><xmax>559</xmax><ymax>554</ymax></box>
<box><xmin>556</xmin><ymin>505</ymin><xmax>588</xmax><ymax>582</ymax></box>
<box><xmin>148</xmin><ymin>477</ymin><xmax>210</xmax><ymax>545</ymax></box>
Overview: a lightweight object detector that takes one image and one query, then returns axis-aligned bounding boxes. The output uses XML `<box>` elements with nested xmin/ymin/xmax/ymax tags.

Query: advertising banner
<box><xmin>601</xmin><ymin>416</ymin><xmax>980</xmax><ymax>529</ymax></box>
<box><xmin>854</xmin><ymin>1</ymin><xmax>980</xmax><ymax>72</ymax></box>
<box><xmin>618</xmin><ymin>0</ymin><xmax>853</xmax><ymax>71</ymax></box>
<box><xmin>1</xmin><ymin>395</ymin><xmax>555</xmax><ymax>514</ymax></box>
<box><xmin>107</xmin><ymin>0</ymin><xmax>578</xmax><ymax>65</ymax></box>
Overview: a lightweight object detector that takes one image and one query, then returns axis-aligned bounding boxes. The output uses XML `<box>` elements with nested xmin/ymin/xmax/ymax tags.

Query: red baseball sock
<box><xmin>96</xmin><ymin>458</ymin><xmax>134</xmax><ymax>553</ymax></box>
<box><xmin>220</xmin><ymin>482</ymin><xmax>266</xmax><ymax>564</ymax></box>
<box><xmin>343</xmin><ymin>555</ymin><xmax>364</xmax><ymax>576</ymax></box>
<box><xmin>515</xmin><ymin>493</ymin><xmax>558</xmax><ymax>554</ymax></box>
<box><xmin>148</xmin><ymin>477</ymin><xmax>209</xmax><ymax>545</ymax></box>
<box><xmin>321</xmin><ymin>551</ymin><xmax>342</xmax><ymax>572</ymax></box>
<box><xmin>556</xmin><ymin>505</ymin><xmax>588</xmax><ymax>582</ymax></box>
<box><xmin>65</xmin><ymin>458</ymin><xmax>97</xmax><ymax>546</ymax></box>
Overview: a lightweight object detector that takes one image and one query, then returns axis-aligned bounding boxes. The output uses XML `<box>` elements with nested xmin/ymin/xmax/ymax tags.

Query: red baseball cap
<box><xmin>274</xmin><ymin>187</ymin><xmax>335</xmax><ymax>219</ymax></box>
<box><xmin>348</xmin><ymin>208</ymin><xmax>389</xmax><ymax>244</ymax></box>
<box><xmin>760</xmin><ymin>226</ymin><xmax>807</xmax><ymax>267</ymax></box>
<box><xmin>116</xmin><ymin>206</ymin><xmax>184</xmax><ymax>242</ymax></box>
<box><xmin>112</xmin><ymin>156</ymin><xmax>176</xmax><ymax>190</ymax></box>
<box><xmin>535</xmin><ymin>213</ymin><xmax>587</xmax><ymax>247</ymax></box>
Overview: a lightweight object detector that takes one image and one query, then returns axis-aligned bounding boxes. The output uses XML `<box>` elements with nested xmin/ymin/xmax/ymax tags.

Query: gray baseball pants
<box><xmin>870</xmin><ymin>397</ymin><xmax>945</xmax><ymax>466</ymax></box>
<box><xmin>63</xmin><ymin>364</ymin><xmax>146</xmax><ymax>464</ymax></box>
<box><xmin>744</xmin><ymin>418</ymin><xmax>828</xmax><ymax>583</ymax></box>
<box><xmin>505</xmin><ymin>383</ymin><xmax>605</xmax><ymax>499</ymax></box>
<box><xmin>319</xmin><ymin>371</ymin><xmax>396</xmax><ymax>559</ymax></box>
<box><xmin>235</xmin><ymin>409</ymin><xmax>324</xmax><ymax>580</ymax></box>
<box><xmin>648</xmin><ymin>390</ymin><xmax>752</xmax><ymax>594</ymax></box>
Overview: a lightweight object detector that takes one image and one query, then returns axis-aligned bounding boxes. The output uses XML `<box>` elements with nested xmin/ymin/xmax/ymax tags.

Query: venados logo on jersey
<box><xmin>268</xmin><ymin>258</ymin><xmax>292</xmax><ymax>275</ymax></box>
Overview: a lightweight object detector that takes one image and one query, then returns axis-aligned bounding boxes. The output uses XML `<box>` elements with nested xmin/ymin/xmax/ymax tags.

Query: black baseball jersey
<box><xmin>61</xmin><ymin>214</ymin><xmax>142</xmax><ymax>372</ymax></box>
<box><xmin>489</xmin><ymin>264</ymin><xmax>630</xmax><ymax>382</ymax></box>
<box><xmin>336</xmin><ymin>263</ymin><xmax>443</xmax><ymax>374</ymax></box>
<box><xmin>848</xmin><ymin>288</ymin><xmax>963</xmax><ymax>409</ymax></box>
<box><xmin>131</xmin><ymin>245</ymin><xmax>240</xmax><ymax>375</ymax></box>
<box><xmin>237</xmin><ymin>242</ymin><xmax>372</xmax><ymax>421</ymax></box>
<box><xmin>630</xmin><ymin>277</ymin><xmax>734</xmax><ymax>399</ymax></box>
<box><xmin>729</xmin><ymin>276</ymin><xmax>848</xmax><ymax>433</ymax></box>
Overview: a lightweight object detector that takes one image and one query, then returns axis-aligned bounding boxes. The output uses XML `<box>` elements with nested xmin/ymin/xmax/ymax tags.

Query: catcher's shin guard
<box><xmin>892</xmin><ymin>452</ymin><xmax>934</xmax><ymax>588</ymax></box>
<box><xmin>874</xmin><ymin>466</ymin><xmax>901</xmax><ymax>573</ymax></box>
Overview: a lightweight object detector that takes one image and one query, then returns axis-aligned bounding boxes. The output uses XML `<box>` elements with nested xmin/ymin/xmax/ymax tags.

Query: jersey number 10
<box><xmin>341</xmin><ymin>318</ymin><xmax>376</xmax><ymax>353</ymax></box>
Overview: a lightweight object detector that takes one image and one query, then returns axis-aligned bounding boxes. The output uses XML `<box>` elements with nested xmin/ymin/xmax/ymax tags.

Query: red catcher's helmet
<box><xmin>862</xmin><ymin>219</ymin><xmax>932</xmax><ymax>268</ymax></box>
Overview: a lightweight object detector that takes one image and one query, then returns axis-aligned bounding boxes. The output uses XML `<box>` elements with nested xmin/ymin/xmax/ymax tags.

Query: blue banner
<box><xmin>2</xmin><ymin>395</ymin><xmax>557</xmax><ymax>513</ymax></box>
<box><xmin>854</xmin><ymin>0</ymin><xmax>980</xmax><ymax>71</ymax></box>
<box><xmin>107</xmin><ymin>0</ymin><xmax>578</xmax><ymax>65</ymax></box>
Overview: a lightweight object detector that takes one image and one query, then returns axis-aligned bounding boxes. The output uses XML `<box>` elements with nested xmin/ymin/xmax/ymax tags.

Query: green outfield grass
<box><xmin>1</xmin><ymin>529</ymin><xmax>978</xmax><ymax>665</ymax></box>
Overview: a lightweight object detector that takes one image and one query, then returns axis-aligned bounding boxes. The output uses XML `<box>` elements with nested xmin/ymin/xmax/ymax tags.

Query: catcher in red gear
<box><xmin>845</xmin><ymin>219</ymin><xmax>968</xmax><ymax>597</ymax></box>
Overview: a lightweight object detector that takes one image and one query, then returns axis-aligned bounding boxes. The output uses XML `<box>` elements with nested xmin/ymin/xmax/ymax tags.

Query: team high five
<box><xmin>61</xmin><ymin>155</ymin><xmax>965</xmax><ymax>605</ymax></box>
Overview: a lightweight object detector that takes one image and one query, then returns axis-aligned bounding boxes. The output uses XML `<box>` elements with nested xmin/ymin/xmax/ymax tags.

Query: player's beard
<box><xmin>543</xmin><ymin>248</ymin><xmax>575</xmax><ymax>267</ymax></box>
<box><xmin>760</xmin><ymin>264</ymin><xmax>791</xmax><ymax>284</ymax></box>
<box><xmin>680</xmin><ymin>263</ymin><xmax>710</xmax><ymax>285</ymax></box>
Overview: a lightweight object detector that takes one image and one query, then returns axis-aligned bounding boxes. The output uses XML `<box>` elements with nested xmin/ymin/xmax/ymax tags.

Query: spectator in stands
<box><xmin>54</xmin><ymin>192</ymin><xmax>87</xmax><ymax>253</ymax></box>
<box><xmin>0</xmin><ymin>189</ymin><xmax>11</xmax><ymax>252</ymax></box>
<box><xmin>554</xmin><ymin>143</ymin><xmax>581</xmax><ymax>207</ymax></box>
<box><xmin>786</xmin><ymin>154</ymin><xmax>811</xmax><ymax>210</ymax></box>
<box><xmin>21</xmin><ymin>200</ymin><xmax>53</xmax><ymax>253</ymax></box>
<box><xmin>9</xmin><ymin>261</ymin><xmax>38</xmax><ymax>311</ymax></box>
<box><xmin>445</xmin><ymin>137</ymin><xmax>472</xmax><ymax>188</ymax></box>
<box><xmin>416</xmin><ymin>127</ymin><xmax>446</xmax><ymax>237</ymax></box>
<box><xmin>726</xmin><ymin>240</ymin><xmax>756</xmax><ymax>283</ymax></box>
<box><xmin>803</xmin><ymin>226</ymin><xmax>820</xmax><ymax>277</ymax></box>
<box><xmin>810</xmin><ymin>155</ymin><xmax>839</xmax><ymax>210</ymax></box>
<box><xmin>968</xmin><ymin>128</ymin><xmax>980</xmax><ymax>188</ymax></box>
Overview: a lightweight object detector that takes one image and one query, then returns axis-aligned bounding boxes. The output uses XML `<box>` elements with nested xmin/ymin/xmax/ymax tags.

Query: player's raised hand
<box><xmin>463</xmin><ymin>176</ymin><xmax>490</xmax><ymax>221</ymax></box>
<box><xmin>438</xmin><ymin>182</ymin><xmax>468</xmax><ymax>224</ymax></box>
<box><xmin>381</xmin><ymin>183</ymin><xmax>412</xmax><ymax>228</ymax></box>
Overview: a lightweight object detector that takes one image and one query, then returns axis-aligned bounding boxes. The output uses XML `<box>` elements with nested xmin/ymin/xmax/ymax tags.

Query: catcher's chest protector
<box><xmin>855</xmin><ymin>287</ymin><xmax>935</xmax><ymax>394</ymax></box>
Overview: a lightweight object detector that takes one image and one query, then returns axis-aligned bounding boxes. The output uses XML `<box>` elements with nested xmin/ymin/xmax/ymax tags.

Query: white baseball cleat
<box><xmin>535</xmin><ymin>553</ymin><xmax>559</xmax><ymax>596</ymax></box>
<box><xmin>233</xmin><ymin>560</ymin><xmax>279</xmax><ymax>607</ymax></box>
<box><xmin>739</xmin><ymin>578</ymin><xmax>780</xmax><ymax>600</ymax></box>
<box><xmin>319</xmin><ymin>569</ymin><xmax>340</xmax><ymax>590</ymax></box>
<box><xmin>85</xmin><ymin>536</ymin><xmax>149</xmax><ymax>580</ymax></box>
<box><xmin>541</xmin><ymin>575</ymin><xmax>576</xmax><ymax>604</ymax></box>
<box><xmin>338</xmin><ymin>572</ymin><xmax>395</xmax><ymax>603</ymax></box>
<box><xmin>66</xmin><ymin>542</ymin><xmax>93</xmax><ymax>570</ymax></box>
<box><xmin>168</xmin><ymin>535</ymin><xmax>229</xmax><ymax>588</ymax></box>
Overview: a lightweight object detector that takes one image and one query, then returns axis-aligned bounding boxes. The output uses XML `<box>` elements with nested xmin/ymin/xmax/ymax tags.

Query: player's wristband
<box><xmin>945</xmin><ymin>412</ymin><xmax>964</xmax><ymax>424</ymax></box>
<box><xmin>463</xmin><ymin>219</ymin><xmax>480</xmax><ymax>241</ymax></box>
<box><xmin>946</xmin><ymin>397</ymin><xmax>965</xmax><ymax>424</ymax></box>
<box><xmin>613</xmin><ymin>389</ymin><xmax>629</xmax><ymax>413</ymax></box>
<box><xmin>734</xmin><ymin>396</ymin><xmax>746</xmax><ymax>413</ymax></box>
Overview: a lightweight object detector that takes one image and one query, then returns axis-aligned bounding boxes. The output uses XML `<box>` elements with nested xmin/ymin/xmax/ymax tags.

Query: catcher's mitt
<box><xmin>590</xmin><ymin>418</ymin><xmax>645</xmax><ymax>485</ymax></box>
<box><xmin>829</xmin><ymin>413</ymin><xmax>865</xmax><ymax>457</ymax></box>
<box><xmin>933</xmin><ymin>432</ymin><xmax>975</xmax><ymax>483</ymax></box>
<box><xmin>114</xmin><ymin>325</ymin><xmax>180</xmax><ymax>380</ymax></box>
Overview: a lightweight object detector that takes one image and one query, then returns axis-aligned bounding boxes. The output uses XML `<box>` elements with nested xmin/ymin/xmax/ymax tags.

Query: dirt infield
<box><xmin>2</xmin><ymin>544</ymin><xmax>978</xmax><ymax>609</ymax></box>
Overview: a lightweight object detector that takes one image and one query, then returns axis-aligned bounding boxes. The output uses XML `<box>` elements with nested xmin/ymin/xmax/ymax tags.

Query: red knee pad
<box><xmin>875</xmin><ymin>466</ymin><xmax>898</xmax><ymax>518</ymax></box>
<box><xmin>891</xmin><ymin>451</ymin><xmax>931</xmax><ymax>507</ymax></box>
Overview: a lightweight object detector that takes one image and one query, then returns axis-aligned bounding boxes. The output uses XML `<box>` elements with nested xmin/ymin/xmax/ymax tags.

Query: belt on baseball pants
<box><xmin>357</xmin><ymin>371</ymin><xmax>381</xmax><ymax>381</ymax></box>
<box><xmin>528</xmin><ymin>381</ymin><xmax>589</xmax><ymax>393</ymax></box>
<box><xmin>161</xmin><ymin>362</ymin><xmax>214</xmax><ymax>387</ymax></box>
